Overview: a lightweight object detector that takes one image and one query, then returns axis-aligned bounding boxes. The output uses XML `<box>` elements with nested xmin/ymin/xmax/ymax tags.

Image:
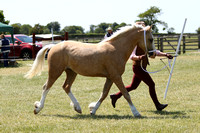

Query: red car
<box><xmin>0</xmin><ymin>34</ymin><xmax>42</xmax><ymax>59</ymax></box>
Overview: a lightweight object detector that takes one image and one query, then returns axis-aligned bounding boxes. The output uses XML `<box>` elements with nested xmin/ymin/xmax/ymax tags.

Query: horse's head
<box><xmin>138</xmin><ymin>25</ymin><xmax>156</xmax><ymax>58</ymax></box>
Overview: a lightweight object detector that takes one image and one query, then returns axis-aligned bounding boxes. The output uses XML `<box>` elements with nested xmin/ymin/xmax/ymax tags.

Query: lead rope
<box><xmin>141</xmin><ymin>29</ymin><xmax>173</xmax><ymax>74</ymax></box>
<box><xmin>140</xmin><ymin>58</ymin><xmax>173</xmax><ymax>74</ymax></box>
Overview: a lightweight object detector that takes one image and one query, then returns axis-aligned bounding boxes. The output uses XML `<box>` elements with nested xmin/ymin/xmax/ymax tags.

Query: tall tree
<box><xmin>112</xmin><ymin>22</ymin><xmax>127</xmax><ymax>31</ymax></box>
<box><xmin>46</xmin><ymin>21</ymin><xmax>60</xmax><ymax>33</ymax></box>
<box><xmin>94</xmin><ymin>28</ymin><xmax>105</xmax><ymax>33</ymax></box>
<box><xmin>111</xmin><ymin>22</ymin><xmax>119</xmax><ymax>31</ymax></box>
<box><xmin>137</xmin><ymin>6</ymin><xmax>168</xmax><ymax>33</ymax></box>
<box><xmin>97</xmin><ymin>23</ymin><xmax>110</xmax><ymax>33</ymax></box>
<box><xmin>20</xmin><ymin>24</ymin><xmax>32</xmax><ymax>35</ymax></box>
<box><xmin>167</xmin><ymin>27</ymin><xmax>175</xmax><ymax>34</ymax></box>
<box><xmin>88</xmin><ymin>22</ymin><xmax>128</xmax><ymax>33</ymax></box>
<box><xmin>43</xmin><ymin>27</ymin><xmax>50</xmax><ymax>34</ymax></box>
<box><xmin>31</xmin><ymin>24</ymin><xmax>44</xmax><ymax>34</ymax></box>
<box><xmin>62</xmin><ymin>25</ymin><xmax>84</xmax><ymax>34</ymax></box>
<box><xmin>89</xmin><ymin>25</ymin><xmax>96</xmax><ymax>33</ymax></box>
<box><xmin>196</xmin><ymin>27</ymin><xmax>200</xmax><ymax>34</ymax></box>
<box><xmin>0</xmin><ymin>10</ymin><xmax>9</xmax><ymax>24</ymax></box>
<box><xmin>11</xmin><ymin>23</ymin><xmax>21</xmax><ymax>34</ymax></box>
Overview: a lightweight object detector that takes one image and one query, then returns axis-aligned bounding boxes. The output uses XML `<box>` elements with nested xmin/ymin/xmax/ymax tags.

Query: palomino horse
<box><xmin>25</xmin><ymin>24</ymin><xmax>155</xmax><ymax>117</ymax></box>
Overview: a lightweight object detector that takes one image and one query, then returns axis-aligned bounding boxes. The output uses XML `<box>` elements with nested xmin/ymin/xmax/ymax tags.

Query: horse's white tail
<box><xmin>24</xmin><ymin>44</ymin><xmax>55</xmax><ymax>79</ymax></box>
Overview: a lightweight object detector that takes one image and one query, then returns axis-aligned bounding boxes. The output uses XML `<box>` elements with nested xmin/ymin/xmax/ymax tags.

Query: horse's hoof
<box><xmin>74</xmin><ymin>105</ymin><xmax>82</xmax><ymax>114</ymax></box>
<box><xmin>90</xmin><ymin>110</ymin><xmax>96</xmax><ymax>115</ymax></box>
<box><xmin>134</xmin><ymin>114</ymin><xmax>142</xmax><ymax>118</ymax></box>
<box><xmin>34</xmin><ymin>109</ymin><xmax>38</xmax><ymax>115</ymax></box>
<box><xmin>75</xmin><ymin>109</ymin><xmax>82</xmax><ymax>114</ymax></box>
<box><xmin>90</xmin><ymin>112</ymin><xmax>94</xmax><ymax>115</ymax></box>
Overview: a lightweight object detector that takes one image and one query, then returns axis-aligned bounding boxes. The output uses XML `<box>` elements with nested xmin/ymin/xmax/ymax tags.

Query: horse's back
<box><xmin>47</xmin><ymin>41</ymin><xmax>109</xmax><ymax>77</ymax></box>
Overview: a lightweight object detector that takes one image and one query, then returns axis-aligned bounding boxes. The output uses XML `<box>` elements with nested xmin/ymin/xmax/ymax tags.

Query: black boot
<box><xmin>149</xmin><ymin>87</ymin><xmax>167</xmax><ymax>111</ymax></box>
<box><xmin>110</xmin><ymin>94</ymin><xmax>119</xmax><ymax>108</ymax></box>
<box><xmin>156</xmin><ymin>104</ymin><xmax>168</xmax><ymax>111</ymax></box>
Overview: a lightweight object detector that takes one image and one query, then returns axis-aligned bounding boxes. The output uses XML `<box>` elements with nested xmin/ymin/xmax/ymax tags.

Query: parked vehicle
<box><xmin>0</xmin><ymin>34</ymin><xmax>42</xmax><ymax>59</ymax></box>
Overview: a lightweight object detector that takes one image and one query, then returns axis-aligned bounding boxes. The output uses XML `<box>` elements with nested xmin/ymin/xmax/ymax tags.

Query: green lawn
<box><xmin>0</xmin><ymin>52</ymin><xmax>200</xmax><ymax>133</ymax></box>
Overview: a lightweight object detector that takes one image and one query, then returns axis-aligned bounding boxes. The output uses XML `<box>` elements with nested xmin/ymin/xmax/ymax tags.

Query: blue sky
<box><xmin>1</xmin><ymin>0</ymin><xmax>199</xmax><ymax>33</ymax></box>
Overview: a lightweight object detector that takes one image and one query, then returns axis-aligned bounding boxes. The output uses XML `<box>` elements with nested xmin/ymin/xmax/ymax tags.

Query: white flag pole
<box><xmin>164</xmin><ymin>18</ymin><xmax>187</xmax><ymax>99</ymax></box>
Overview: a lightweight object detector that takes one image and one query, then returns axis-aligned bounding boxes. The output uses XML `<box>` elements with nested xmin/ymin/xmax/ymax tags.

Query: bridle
<box><xmin>141</xmin><ymin>28</ymin><xmax>173</xmax><ymax>74</ymax></box>
<box><xmin>143</xmin><ymin>28</ymin><xmax>156</xmax><ymax>55</ymax></box>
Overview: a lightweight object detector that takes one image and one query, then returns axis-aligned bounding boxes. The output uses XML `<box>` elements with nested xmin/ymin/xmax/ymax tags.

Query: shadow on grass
<box><xmin>0</xmin><ymin>60</ymin><xmax>21</xmax><ymax>68</ymax></box>
<box><xmin>149</xmin><ymin>110</ymin><xmax>186</xmax><ymax>115</ymax></box>
<box><xmin>41</xmin><ymin>110</ymin><xmax>190</xmax><ymax>120</ymax></box>
<box><xmin>147</xmin><ymin>110</ymin><xmax>190</xmax><ymax>119</ymax></box>
<box><xmin>42</xmin><ymin>114</ymin><xmax>134</xmax><ymax>120</ymax></box>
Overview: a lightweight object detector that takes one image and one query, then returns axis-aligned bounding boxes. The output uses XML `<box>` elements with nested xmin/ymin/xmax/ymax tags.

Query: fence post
<box><xmin>64</xmin><ymin>32</ymin><xmax>68</xmax><ymax>40</ymax></box>
<box><xmin>160</xmin><ymin>37</ymin><xmax>163</xmax><ymax>52</ymax></box>
<box><xmin>178</xmin><ymin>36</ymin><xmax>181</xmax><ymax>54</ymax></box>
<box><xmin>32</xmin><ymin>33</ymin><xmax>35</xmax><ymax>45</ymax></box>
<box><xmin>183</xmin><ymin>36</ymin><xmax>186</xmax><ymax>54</ymax></box>
<box><xmin>157</xmin><ymin>36</ymin><xmax>160</xmax><ymax>50</ymax></box>
<box><xmin>198</xmin><ymin>35</ymin><xmax>200</xmax><ymax>49</ymax></box>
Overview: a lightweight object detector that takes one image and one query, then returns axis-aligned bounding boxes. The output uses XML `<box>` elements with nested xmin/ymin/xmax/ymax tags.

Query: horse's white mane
<box><xmin>100</xmin><ymin>24</ymin><xmax>144</xmax><ymax>43</ymax></box>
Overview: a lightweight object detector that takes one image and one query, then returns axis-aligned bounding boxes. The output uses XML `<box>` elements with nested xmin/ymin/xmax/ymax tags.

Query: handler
<box><xmin>110</xmin><ymin>22</ymin><xmax>173</xmax><ymax>111</ymax></box>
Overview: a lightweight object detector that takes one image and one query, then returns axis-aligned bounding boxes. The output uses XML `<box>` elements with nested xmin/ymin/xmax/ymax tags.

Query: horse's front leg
<box><xmin>113</xmin><ymin>76</ymin><xmax>141</xmax><ymax>117</ymax></box>
<box><xmin>68</xmin><ymin>92</ymin><xmax>82</xmax><ymax>113</ymax></box>
<box><xmin>89</xmin><ymin>78</ymin><xmax>113</xmax><ymax>115</ymax></box>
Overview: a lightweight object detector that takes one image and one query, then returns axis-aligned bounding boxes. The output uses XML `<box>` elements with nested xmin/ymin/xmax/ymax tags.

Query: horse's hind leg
<box><xmin>34</xmin><ymin>82</ymin><xmax>50</xmax><ymax>114</ymax></box>
<box><xmin>62</xmin><ymin>68</ymin><xmax>81</xmax><ymax>113</ymax></box>
<box><xmin>89</xmin><ymin>78</ymin><xmax>113</xmax><ymax>115</ymax></box>
<box><xmin>34</xmin><ymin>65</ymin><xmax>65</xmax><ymax>114</ymax></box>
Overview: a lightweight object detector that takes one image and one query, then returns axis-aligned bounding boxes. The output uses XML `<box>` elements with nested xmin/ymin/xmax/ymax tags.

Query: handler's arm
<box><xmin>130</xmin><ymin>55</ymin><xmax>145</xmax><ymax>61</ymax></box>
<box><xmin>130</xmin><ymin>46</ymin><xmax>146</xmax><ymax>61</ymax></box>
<box><xmin>156</xmin><ymin>50</ymin><xmax>173</xmax><ymax>59</ymax></box>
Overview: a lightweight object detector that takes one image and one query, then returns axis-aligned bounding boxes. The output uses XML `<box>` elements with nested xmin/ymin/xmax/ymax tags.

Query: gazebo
<box><xmin>0</xmin><ymin>22</ymin><xmax>15</xmax><ymax>65</ymax></box>
<box><xmin>0</xmin><ymin>22</ymin><xmax>14</xmax><ymax>43</ymax></box>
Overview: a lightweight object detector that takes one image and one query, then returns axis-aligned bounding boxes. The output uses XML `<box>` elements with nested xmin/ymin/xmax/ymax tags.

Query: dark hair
<box><xmin>1</xmin><ymin>34</ymin><xmax>5</xmax><ymax>38</ymax></box>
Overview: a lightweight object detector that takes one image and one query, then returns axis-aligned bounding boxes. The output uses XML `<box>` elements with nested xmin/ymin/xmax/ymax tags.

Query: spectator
<box><xmin>104</xmin><ymin>27</ymin><xmax>113</xmax><ymax>39</ymax></box>
<box><xmin>1</xmin><ymin>34</ymin><xmax>10</xmax><ymax>67</ymax></box>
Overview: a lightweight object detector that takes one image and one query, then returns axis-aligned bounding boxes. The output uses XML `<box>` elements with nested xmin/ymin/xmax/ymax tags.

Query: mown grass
<box><xmin>0</xmin><ymin>52</ymin><xmax>200</xmax><ymax>133</ymax></box>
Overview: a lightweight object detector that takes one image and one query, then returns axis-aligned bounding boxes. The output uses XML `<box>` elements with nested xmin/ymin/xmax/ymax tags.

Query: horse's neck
<box><xmin>111</xmin><ymin>32</ymin><xmax>140</xmax><ymax>62</ymax></box>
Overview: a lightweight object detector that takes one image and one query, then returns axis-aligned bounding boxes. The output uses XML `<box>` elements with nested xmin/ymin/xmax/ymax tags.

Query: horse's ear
<box><xmin>150</xmin><ymin>25</ymin><xmax>153</xmax><ymax>31</ymax></box>
<box><xmin>146</xmin><ymin>26</ymin><xmax>152</xmax><ymax>31</ymax></box>
<box><xmin>137</xmin><ymin>25</ymin><xmax>152</xmax><ymax>32</ymax></box>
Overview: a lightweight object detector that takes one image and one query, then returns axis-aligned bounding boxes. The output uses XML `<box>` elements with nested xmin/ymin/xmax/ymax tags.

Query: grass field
<box><xmin>0</xmin><ymin>52</ymin><xmax>200</xmax><ymax>133</ymax></box>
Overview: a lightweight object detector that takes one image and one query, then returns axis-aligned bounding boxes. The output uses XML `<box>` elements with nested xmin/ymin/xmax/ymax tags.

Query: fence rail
<box><xmin>153</xmin><ymin>34</ymin><xmax>200</xmax><ymax>54</ymax></box>
<box><xmin>69</xmin><ymin>33</ymin><xmax>200</xmax><ymax>54</ymax></box>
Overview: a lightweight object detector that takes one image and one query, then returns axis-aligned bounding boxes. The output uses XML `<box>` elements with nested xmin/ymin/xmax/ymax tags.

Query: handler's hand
<box><xmin>138</xmin><ymin>55</ymin><xmax>146</xmax><ymax>60</ymax></box>
<box><xmin>166</xmin><ymin>54</ymin><xmax>173</xmax><ymax>59</ymax></box>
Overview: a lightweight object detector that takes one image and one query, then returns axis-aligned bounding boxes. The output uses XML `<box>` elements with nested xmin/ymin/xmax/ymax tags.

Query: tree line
<box><xmin>1</xmin><ymin>6</ymin><xmax>200</xmax><ymax>35</ymax></box>
<box><xmin>6</xmin><ymin>21</ymin><xmax>129</xmax><ymax>35</ymax></box>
